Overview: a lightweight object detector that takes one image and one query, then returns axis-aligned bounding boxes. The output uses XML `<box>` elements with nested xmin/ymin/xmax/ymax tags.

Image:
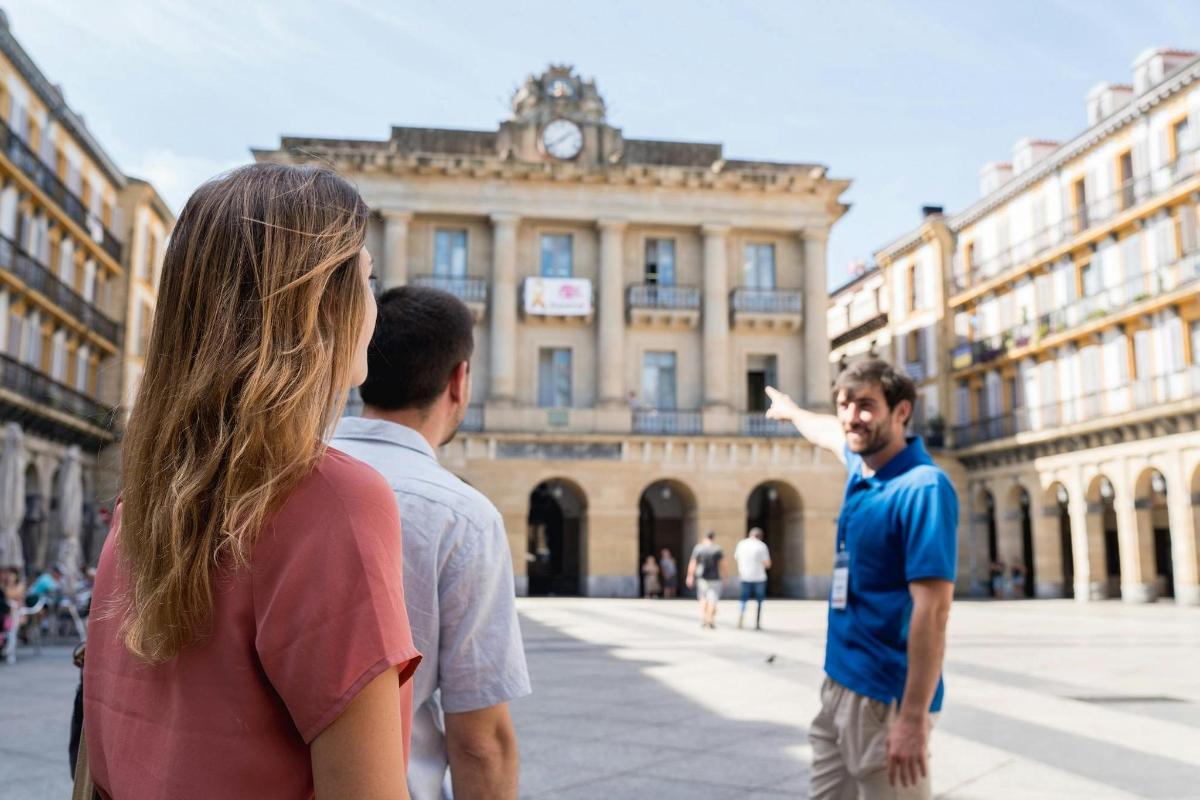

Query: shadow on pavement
<box><xmin>512</xmin><ymin>614</ymin><xmax>814</xmax><ymax>800</ymax></box>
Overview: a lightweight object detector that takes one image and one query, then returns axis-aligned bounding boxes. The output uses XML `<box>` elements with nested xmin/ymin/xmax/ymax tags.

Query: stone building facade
<box><xmin>257</xmin><ymin>65</ymin><xmax>852</xmax><ymax>597</ymax></box>
<box><xmin>0</xmin><ymin>12</ymin><xmax>172</xmax><ymax>571</ymax></box>
<box><xmin>836</xmin><ymin>47</ymin><xmax>1200</xmax><ymax>605</ymax></box>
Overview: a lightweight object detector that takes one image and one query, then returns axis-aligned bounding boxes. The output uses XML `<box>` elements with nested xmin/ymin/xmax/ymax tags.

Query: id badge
<box><xmin>831</xmin><ymin>550</ymin><xmax>850</xmax><ymax>610</ymax></box>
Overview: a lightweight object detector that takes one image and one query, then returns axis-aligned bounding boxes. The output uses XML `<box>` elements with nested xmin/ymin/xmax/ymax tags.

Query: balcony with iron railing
<box><xmin>626</xmin><ymin>283</ymin><xmax>701</xmax><ymax>328</ymax></box>
<box><xmin>741</xmin><ymin>414</ymin><xmax>801</xmax><ymax>437</ymax></box>
<box><xmin>948</xmin><ymin>141</ymin><xmax>1200</xmax><ymax>299</ymax></box>
<box><xmin>0</xmin><ymin>234</ymin><xmax>121</xmax><ymax>344</ymax></box>
<box><xmin>729</xmin><ymin>287</ymin><xmax>803</xmax><ymax>332</ymax></box>
<box><xmin>0</xmin><ymin>352</ymin><xmax>113</xmax><ymax>432</ymax></box>
<box><xmin>948</xmin><ymin>249</ymin><xmax>1200</xmax><ymax>371</ymax></box>
<box><xmin>632</xmin><ymin>409</ymin><xmax>703</xmax><ymax>435</ymax></box>
<box><xmin>410</xmin><ymin>274</ymin><xmax>488</xmax><ymax>321</ymax></box>
<box><xmin>0</xmin><ymin>117</ymin><xmax>123</xmax><ymax>262</ymax></box>
<box><xmin>952</xmin><ymin>364</ymin><xmax>1200</xmax><ymax>448</ymax></box>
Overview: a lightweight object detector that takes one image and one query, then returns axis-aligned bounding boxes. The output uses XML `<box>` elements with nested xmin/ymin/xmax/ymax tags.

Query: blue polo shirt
<box><xmin>824</xmin><ymin>436</ymin><xmax>958</xmax><ymax>712</ymax></box>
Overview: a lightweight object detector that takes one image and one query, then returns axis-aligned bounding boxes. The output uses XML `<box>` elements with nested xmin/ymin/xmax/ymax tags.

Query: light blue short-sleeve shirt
<box><xmin>333</xmin><ymin>417</ymin><xmax>531</xmax><ymax>800</ymax></box>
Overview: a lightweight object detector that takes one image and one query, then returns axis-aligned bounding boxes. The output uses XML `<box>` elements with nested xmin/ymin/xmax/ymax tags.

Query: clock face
<box><xmin>542</xmin><ymin>119</ymin><xmax>583</xmax><ymax>160</ymax></box>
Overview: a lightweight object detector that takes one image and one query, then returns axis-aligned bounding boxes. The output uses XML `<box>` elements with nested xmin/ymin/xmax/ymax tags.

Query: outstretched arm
<box><xmin>765</xmin><ymin>387</ymin><xmax>846</xmax><ymax>463</ymax></box>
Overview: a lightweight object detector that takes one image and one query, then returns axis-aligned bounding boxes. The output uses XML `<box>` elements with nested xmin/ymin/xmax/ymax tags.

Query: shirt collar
<box><xmin>333</xmin><ymin>416</ymin><xmax>438</xmax><ymax>462</ymax></box>
<box><xmin>853</xmin><ymin>436</ymin><xmax>930</xmax><ymax>486</ymax></box>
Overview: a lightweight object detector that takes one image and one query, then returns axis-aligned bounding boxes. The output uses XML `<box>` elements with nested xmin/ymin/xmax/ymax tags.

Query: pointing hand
<box><xmin>764</xmin><ymin>386</ymin><xmax>799</xmax><ymax>421</ymax></box>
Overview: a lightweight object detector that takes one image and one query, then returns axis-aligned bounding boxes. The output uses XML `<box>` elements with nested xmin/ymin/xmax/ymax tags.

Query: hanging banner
<box><xmin>523</xmin><ymin>277</ymin><xmax>593</xmax><ymax>316</ymax></box>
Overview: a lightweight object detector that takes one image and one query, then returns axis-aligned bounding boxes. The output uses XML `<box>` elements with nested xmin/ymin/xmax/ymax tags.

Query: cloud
<box><xmin>123</xmin><ymin>149</ymin><xmax>245</xmax><ymax>213</ymax></box>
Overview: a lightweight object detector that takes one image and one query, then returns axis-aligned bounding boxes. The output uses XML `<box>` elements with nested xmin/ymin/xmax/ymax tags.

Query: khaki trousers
<box><xmin>809</xmin><ymin>677</ymin><xmax>936</xmax><ymax>800</ymax></box>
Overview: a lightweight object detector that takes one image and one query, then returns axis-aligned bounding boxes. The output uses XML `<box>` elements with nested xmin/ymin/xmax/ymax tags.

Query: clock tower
<box><xmin>497</xmin><ymin>65</ymin><xmax>625</xmax><ymax>166</ymax></box>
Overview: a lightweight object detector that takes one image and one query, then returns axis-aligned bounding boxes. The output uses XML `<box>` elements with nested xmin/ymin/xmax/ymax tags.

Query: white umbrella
<box><xmin>0</xmin><ymin>423</ymin><xmax>26</xmax><ymax>570</ymax></box>
<box><xmin>55</xmin><ymin>445</ymin><xmax>84</xmax><ymax>589</ymax></box>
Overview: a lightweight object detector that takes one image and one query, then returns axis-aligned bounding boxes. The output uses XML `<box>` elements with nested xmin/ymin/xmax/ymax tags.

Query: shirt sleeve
<box><xmin>253</xmin><ymin>466</ymin><xmax>422</xmax><ymax>743</ymax></box>
<box><xmin>901</xmin><ymin>473</ymin><xmax>959</xmax><ymax>583</ymax></box>
<box><xmin>437</xmin><ymin>510</ymin><xmax>531</xmax><ymax>714</ymax></box>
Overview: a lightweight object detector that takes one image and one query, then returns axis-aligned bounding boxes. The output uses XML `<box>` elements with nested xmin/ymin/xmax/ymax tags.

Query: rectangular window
<box><xmin>641</xmin><ymin>351</ymin><xmax>677</xmax><ymax>410</ymax></box>
<box><xmin>434</xmin><ymin>229</ymin><xmax>468</xmax><ymax>277</ymax></box>
<box><xmin>1118</xmin><ymin>150</ymin><xmax>1135</xmax><ymax>210</ymax></box>
<box><xmin>140</xmin><ymin>231</ymin><xmax>157</xmax><ymax>283</ymax></box>
<box><xmin>537</xmin><ymin>348</ymin><xmax>572</xmax><ymax>408</ymax></box>
<box><xmin>745</xmin><ymin>354</ymin><xmax>777</xmax><ymax>412</ymax></box>
<box><xmin>1080</xmin><ymin>262</ymin><xmax>1100</xmax><ymax>297</ymax></box>
<box><xmin>539</xmin><ymin>233</ymin><xmax>573</xmax><ymax>278</ymax></box>
<box><xmin>1191</xmin><ymin>320</ymin><xmax>1200</xmax><ymax>366</ymax></box>
<box><xmin>1073</xmin><ymin>177</ymin><xmax>1088</xmax><ymax>232</ymax></box>
<box><xmin>742</xmin><ymin>243</ymin><xmax>776</xmax><ymax>289</ymax></box>
<box><xmin>75</xmin><ymin>347</ymin><xmax>89</xmax><ymax>393</ymax></box>
<box><xmin>1171</xmin><ymin>117</ymin><xmax>1190</xmax><ymax>161</ymax></box>
<box><xmin>644</xmin><ymin>238</ymin><xmax>676</xmax><ymax>285</ymax></box>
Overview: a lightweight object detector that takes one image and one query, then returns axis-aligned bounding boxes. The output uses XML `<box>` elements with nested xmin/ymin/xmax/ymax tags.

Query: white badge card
<box><xmin>831</xmin><ymin>550</ymin><xmax>850</xmax><ymax>610</ymax></box>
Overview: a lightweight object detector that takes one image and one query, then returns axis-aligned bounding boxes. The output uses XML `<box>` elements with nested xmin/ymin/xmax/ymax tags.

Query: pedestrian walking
<box><xmin>82</xmin><ymin>164</ymin><xmax>420</xmax><ymax>800</ymax></box>
<box><xmin>642</xmin><ymin>555</ymin><xmax>662</xmax><ymax>598</ymax></box>
<box><xmin>686</xmin><ymin>531</ymin><xmax>726</xmax><ymax>628</ymax></box>
<box><xmin>735</xmin><ymin>527</ymin><xmax>772</xmax><ymax>630</ymax></box>
<box><xmin>766</xmin><ymin>358</ymin><xmax>958</xmax><ymax>799</ymax></box>
<box><xmin>333</xmin><ymin>285</ymin><xmax>530</xmax><ymax>800</ymax></box>
<box><xmin>660</xmin><ymin>548</ymin><xmax>678</xmax><ymax>598</ymax></box>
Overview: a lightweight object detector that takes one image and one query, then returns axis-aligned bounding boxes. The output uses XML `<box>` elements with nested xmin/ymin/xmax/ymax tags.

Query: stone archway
<box><xmin>527</xmin><ymin>478</ymin><xmax>588</xmax><ymax>597</ymax></box>
<box><xmin>20</xmin><ymin>462</ymin><xmax>43</xmax><ymax>573</ymax></box>
<box><xmin>637</xmin><ymin>479</ymin><xmax>698</xmax><ymax>598</ymax></box>
<box><xmin>1133</xmin><ymin>469</ymin><xmax>1173</xmax><ymax>601</ymax></box>
<box><xmin>1086</xmin><ymin>475</ymin><xmax>1121</xmax><ymax>599</ymax></box>
<box><xmin>1042</xmin><ymin>482</ymin><xmax>1074</xmax><ymax>599</ymax></box>
<box><xmin>998</xmin><ymin>484</ymin><xmax>1035</xmax><ymax>598</ymax></box>
<box><xmin>745</xmin><ymin>480</ymin><xmax>804</xmax><ymax>597</ymax></box>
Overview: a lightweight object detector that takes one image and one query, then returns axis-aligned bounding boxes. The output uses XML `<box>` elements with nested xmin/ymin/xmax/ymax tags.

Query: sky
<box><xmin>11</xmin><ymin>0</ymin><xmax>1200</xmax><ymax>288</ymax></box>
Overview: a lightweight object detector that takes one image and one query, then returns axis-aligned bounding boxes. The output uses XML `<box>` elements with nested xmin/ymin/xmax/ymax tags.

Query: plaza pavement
<box><xmin>1</xmin><ymin>598</ymin><xmax>1198</xmax><ymax>799</ymax></box>
<box><xmin>511</xmin><ymin>597</ymin><xmax>1200</xmax><ymax>800</ymax></box>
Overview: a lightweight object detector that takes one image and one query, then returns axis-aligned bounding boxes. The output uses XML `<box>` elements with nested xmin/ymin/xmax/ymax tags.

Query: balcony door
<box><xmin>743</xmin><ymin>243</ymin><xmax>776</xmax><ymax>290</ymax></box>
<box><xmin>641</xmin><ymin>351</ymin><xmax>677</xmax><ymax>410</ymax></box>
<box><xmin>746</xmin><ymin>355</ymin><xmax>778</xmax><ymax>413</ymax></box>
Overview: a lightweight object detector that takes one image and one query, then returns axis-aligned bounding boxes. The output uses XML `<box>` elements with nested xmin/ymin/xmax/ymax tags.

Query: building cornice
<box><xmin>252</xmin><ymin>140</ymin><xmax>851</xmax><ymax>201</ymax></box>
<box><xmin>948</xmin><ymin>53</ymin><xmax>1200</xmax><ymax>232</ymax></box>
<box><xmin>0</xmin><ymin>19</ymin><xmax>126</xmax><ymax>189</ymax></box>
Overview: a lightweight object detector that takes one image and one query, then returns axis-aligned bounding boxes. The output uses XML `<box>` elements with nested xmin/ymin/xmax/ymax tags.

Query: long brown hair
<box><xmin>118</xmin><ymin>163</ymin><xmax>369</xmax><ymax>663</ymax></box>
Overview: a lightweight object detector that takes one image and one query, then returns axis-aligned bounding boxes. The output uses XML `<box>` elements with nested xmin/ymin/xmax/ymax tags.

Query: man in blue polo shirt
<box><xmin>766</xmin><ymin>358</ymin><xmax>957</xmax><ymax>799</ymax></box>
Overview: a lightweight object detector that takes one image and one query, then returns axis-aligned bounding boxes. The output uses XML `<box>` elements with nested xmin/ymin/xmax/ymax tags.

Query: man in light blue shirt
<box><xmin>334</xmin><ymin>286</ymin><xmax>530</xmax><ymax>800</ymax></box>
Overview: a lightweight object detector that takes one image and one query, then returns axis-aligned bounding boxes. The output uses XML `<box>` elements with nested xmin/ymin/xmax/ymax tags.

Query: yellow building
<box><xmin>0</xmin><ymin>12</ymin><xmax>172</xmax><ymax>571</ymax></box>
<box><xmin>258</xmin><ymin>65</ymin><xmax>854</xmax><ymax>597</ymax></box>
<box><xmin>837</xmin><ymin>47</ymin><xmax>1200</xmax><ymax>605</ymax></box>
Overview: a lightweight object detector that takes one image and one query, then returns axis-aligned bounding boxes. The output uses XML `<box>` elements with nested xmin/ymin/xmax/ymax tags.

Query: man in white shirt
<box><xmin>334</xmin><ymin>286</ymin><xmax>530</xmax><ymax>800</ymax></box>
<box><xmin>734</xmin><ymin>528</ymin><xmax>772</xmax><ymax>630</ymax></box>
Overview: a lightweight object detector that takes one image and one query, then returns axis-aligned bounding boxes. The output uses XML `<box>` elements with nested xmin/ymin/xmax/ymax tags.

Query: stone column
<box><xmin>802</xmin><ymin>229</ymin><xmax>832</xmax><ymax>408</ymax></box>
<box><xmin>1165</xmin><ymin>460</ymin><xmax>1199</xmax><ymax>605</ymax></box>
<box><xmin>380</xmin><ymin>210</ymin><xmax>412</xmax><ymax>290</ymax></box>
<box><xmin>701</xmin><ymin>224</ymin><xmax>731</xmax><ymax>409</ymax></box>
<box><xmin>596</xmin><ymin>219</ymin><xmax>626</xmax><ymax>408</ymax></box>
<box><xmin>1068</xmin><ymin>473</ymin><xmax>1105</xmax><ymax>600</ymax></box>
<box><xmin>1032</xmin><ymin>501</ymin><xmax>1066</xmax><ymax>598</ymax></box>
<box><xmin>488</xmin><ymin>213</ymin><xmax>520</xmax><ymax>406</ymax></box>
<box><xmin>1113</xmin><ymin>491</ymin><xmax>1154</xmax><ymax>603</ymax></box>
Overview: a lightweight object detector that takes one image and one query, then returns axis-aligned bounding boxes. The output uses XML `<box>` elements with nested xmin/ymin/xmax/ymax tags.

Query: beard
<box><xmin>845</xmin><ymin>417</ymin><xmax>894</xmax><ymax>456</ymax></box>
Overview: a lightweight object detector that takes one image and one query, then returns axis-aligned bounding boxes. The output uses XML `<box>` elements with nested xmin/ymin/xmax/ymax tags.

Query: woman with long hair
<box><xmin>84</xmin><ymin>163</ymin><xmax>420</xmax><ymax>799</ymax></box>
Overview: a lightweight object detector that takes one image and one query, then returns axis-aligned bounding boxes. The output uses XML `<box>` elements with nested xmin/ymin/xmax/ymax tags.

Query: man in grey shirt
<box><xmin>334</xmin><ymin>286</ymin><xmax>530</xmax><ymax>800</ymax></box>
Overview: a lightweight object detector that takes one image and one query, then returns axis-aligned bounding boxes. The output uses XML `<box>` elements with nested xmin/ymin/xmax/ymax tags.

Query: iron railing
<box><xmin>410</xmin><ymin>274</ymin><xmax>488</xmax><ymax>304</ymax></box>
<box><xmin>626</xmin><ymin>284</ymin><xmax>701</xmax><ymax>310</ymax></box>
<box><xmin>952</xmin><ymin>364</ymin><xmax>1200</xmax><ymax>447</ymax></box>
<box><xmin>0</xmin><ymin>117</ymin><xmax>123</xmax><ymax>262</ymax></box>
<box><xmin>0</xmin><ymin>352</ymin><xmax>113</xmax><ymax>429</ymax></box>
<box><xmin>0</xmin><ymin>234</ymin><xmax>121</xmax><ymax>344</ymax></box>
<box><xmin>948</xmin><ymin>250</ymin><xmax>1200</xmax><ymax>369</ymax></box>
<box><xmin>730</xmin><ymin>287</ymin><xmax>803</xmax><ymax>314</ymax></box>
<box><xmin>741</xmin><ymin>415</ymin><xmax>801</xmax><ymax>437</ymax></box>
<box><xmin>632</xmin><ymin>409</ymin><xmax>702</xmax><ymax>435</ymax></box>
<box><xmin>949</xmin><ymin>141</ymin><xmax>1200</xmax><ymax>295</ymax></box>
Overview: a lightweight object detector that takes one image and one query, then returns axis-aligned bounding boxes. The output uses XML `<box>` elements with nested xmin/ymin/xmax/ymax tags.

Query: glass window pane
<box><xmin>540</xmin><ymin>234</ymin><xmax>573</xmax><ymax>278</ymax></box>
<box><xmin>743</xmin><ymin>244</ymin><xmax>776</xmax><ymax>289</ymax></box>
<box><xmin>435</xmin><ymin>230</ymin><xmax>468</xmax><ymax>277</ymax></box>
<box><xmin>641</xmin><ymin>351</ymin><xmax>677</xmax><ymax>409</ymax></box>
<box><xmin>538</xmin><ymin>348</ymin><xmax>572</xmax><ymax>407</ymax></box>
